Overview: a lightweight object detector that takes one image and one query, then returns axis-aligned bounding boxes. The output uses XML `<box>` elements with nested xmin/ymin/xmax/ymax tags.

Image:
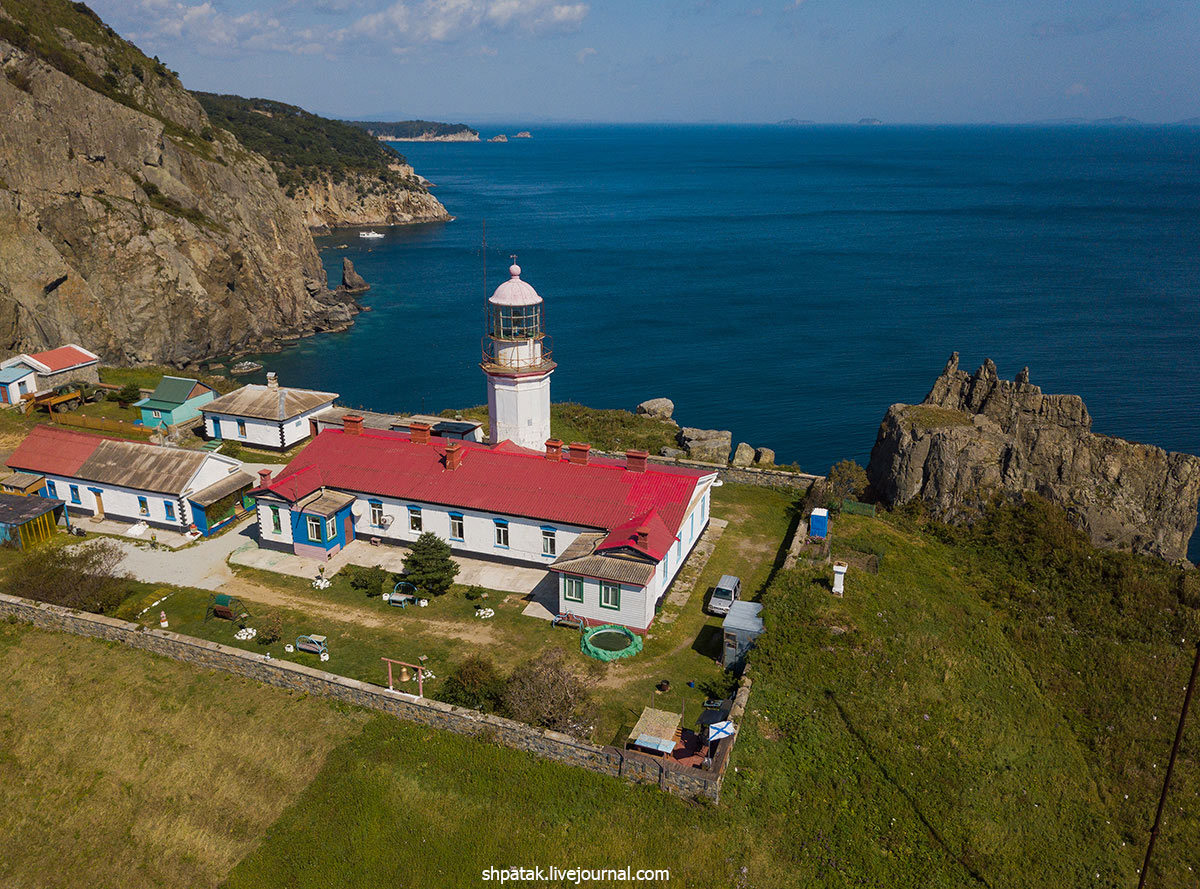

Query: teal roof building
<box><xmin>135</xmin><ymin>376</ymin><xmax>217</xmax><ymax>429</ymax></box>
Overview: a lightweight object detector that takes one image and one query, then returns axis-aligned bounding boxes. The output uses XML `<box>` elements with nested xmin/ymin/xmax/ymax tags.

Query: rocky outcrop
<box><xmin>636</xmin><ymin>397</ymin><xmax>674</xmax><ymax>420</ymax></box>
<box><xmin>754</xmin><ymin>447</ymin><xmax>776</xmax><ymax>466</ymax></box>
<box><xmin>340</xmin><ymin>258</ymin><xmax>369</xmax><ymax>294</ymax></box>
<box><xmin>867</xmin><ymin>353</ymin><xmax>1200</xmax><ymax>561</ymax></box>
<box><xmin>290</xmin><ymin>169</ymin><xmax>450</xmax><ymax>229</ymax></box>
<box><xmin>731</xmin><ymin>442</ymin><xmax>756</xmax><ymax>467</ymax></box>
<box><xmin>0</xmin><ymin>21</ymin><xmax>358</xmax><ymax>365</ymax></box>
<box><xmin>678</xmin><ymin>427</ymin><xmax>732</xmax><ymax>464</ymax></box>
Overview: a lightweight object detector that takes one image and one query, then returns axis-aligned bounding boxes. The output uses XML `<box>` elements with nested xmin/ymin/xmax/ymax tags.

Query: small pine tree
<box><xmin>402</xmin><ymin>532</ymin><xmax>459</xmax><ymax>596</ymax></box>
<box><xmin>115</xmin><ymin>382</ymin><xmax>142</xmax><ymax>406</ymax></box>
<box><xmin>828</xmin><ymin>459</ymin><xmax>868</xmax><ymax>502</ymax></box>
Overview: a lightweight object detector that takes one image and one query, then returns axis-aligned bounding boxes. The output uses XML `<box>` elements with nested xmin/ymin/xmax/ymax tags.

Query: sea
<box><xmin>240</xmin><ymin>124</ymin><xmax>1200</xmax><ymax>555</ymax></box>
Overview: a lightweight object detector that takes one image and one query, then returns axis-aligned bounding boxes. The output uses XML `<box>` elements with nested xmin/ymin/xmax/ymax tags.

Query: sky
<box><xmin>88</xmin><ymin>0</ymin><xmax>1200</xmax><ymax>124</ymax></box>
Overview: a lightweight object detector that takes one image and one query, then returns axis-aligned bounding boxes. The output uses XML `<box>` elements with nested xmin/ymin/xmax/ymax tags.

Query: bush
<box><xmin>501</xmin><ymin>649</ymin><xmax>594</xmax><ymax>733</ymax></box>
<box><xmin>439</xmin><ymin>654</ymin><xmax>505</xmax><ymax>711</ymax></box>
<box><xmin>828</xmin><ymin>459</ymin><xmax>868</xmax><ymax>502</ymax></box>
<box><xmin>5</xmin><ymin>540</ymin><xmax>128</xmax><ymax>614</ymax></box>
<box><xmin>257</xmin><ymin>614</ymin><xmax>282</xmax><ymax>646</ymax></box>
<box><xmin>349</xmin><ymin>564</ymin><xmax>389</xmax><ymax>598</ymax></box>
<box><xmin>464</xmin><ymin>585</ymin><xmax>488</xmax><ymax>601</ymax></box>
<box><xmin>402</xmin><ymin>532</ymin><xmax>459</xmax><ymax>596</ymax></box>
<box><xmin>115</xmin><ymin>382</ymin><xmax>142</xmax><ymax>405</ymax></box>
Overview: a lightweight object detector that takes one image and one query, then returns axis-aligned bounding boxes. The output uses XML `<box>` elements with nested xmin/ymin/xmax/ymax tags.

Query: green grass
<box><xmin>99</xmin><ymin>364</ymin><xmax>240</xmax><ymax>394</ymax></box>
<box><xmin>444</xmin><ymin>402</ymin><xmax>681</xmax><ymax>454</ymax></box>
<box><xmin>903</xmin><ymin>405</ymin><xmax>974</xmax><ymax>428</ymax></box>
<box><xmin>0</xmin><ymin>621</ymin><xmax>367</xmax><ymax>889</ymax></box>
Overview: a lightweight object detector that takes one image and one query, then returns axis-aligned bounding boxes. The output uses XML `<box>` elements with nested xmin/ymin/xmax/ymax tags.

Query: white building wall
<box><xmin>0</xmin><ymin>371</ymin><xmax>36</xmax><ymax>405</ymax></box>
<box><xmin>557</xmin><ymin>574</ymin><xmax>649</xmax><ymax>631</ymax></box>
<box><xmin>186</xmin><ymin>454</ymin><xmax>246</xmax><ymax>493</ymax></box>
<box><xmin>257</xmin><ymin>500</ymin><xmax>295</xmax><ymax>546</ymax></box>
<box><xmin>486</xmin><ymin>373</ymin><xmax>551</xmax><ymax>450</ymax></box>
<box><xmin>204</xmin><ymin>404</ymin><xmax>331</xmax><ymax>449</ymax></box>
<box><xmin>43</xmin><ymin>474</ymin><xmax>189</xmax><ymax>529</ymax></box>
<box><xmin>283</xmin><ymin>404</ymin><xmax>330</xmax><ymax>447</ymax></box>
<box><xmin>346</xmin><ymin>492</ymin><xmax>591</xmax><ymax>564</ymax></box>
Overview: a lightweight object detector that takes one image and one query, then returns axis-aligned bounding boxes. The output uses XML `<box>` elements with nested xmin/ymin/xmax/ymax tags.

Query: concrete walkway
<box><xmin>107</xmin><ymin>520</ymin><xmax>256</xmax><ymax>590</ymax></box>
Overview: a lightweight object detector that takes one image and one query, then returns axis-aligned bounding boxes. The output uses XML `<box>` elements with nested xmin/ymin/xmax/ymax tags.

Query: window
<box><xmin>563</xmin><ymin>576</ymin><xmax>583</xmax><ymax>602</ymax></box>
<box><xmin>369</xmin><ymin>501</ymin><xmax>384</xmax><ymax>527</ymax></box>
<box><xmin>494</xmin><ymin>519</ymin><xmax>509</xmax><ymax>548</ymax></box>
<box><xmin>325</xmin><ymin>516</ymin><xmax>336</xmax><ymax>540</ymax></box>
<box><xmin>600</xmin><ymin>583</ymin><xmax>621</xmax><ymax>610</ymax></box>
<box><xmin>542</xmin><ymin>527</ymin><xmax>557</xmax><ymax>557</ymax></box>
<box><xmin>449</xmin><ymin>513</ymin><xmax>464</xmax><ymax>540</ymax></box>
<box><xmin>271</xmin><ymin>506</ymin><xmax>281</xmax><ymax>533</ymax></box>
<box><xmin>164</xmin><ymin>501</ymin><xmax>175</xmax><ymax>521</ymax></box>
<box><xmin>69</xmin><ymin>485</ymin><xmax>80</xmax><ymax>505</ymax></box>
<box><xmin>237</xmin><ymin>419</ymin><xmax>247</xmax><ymax>438</ymax></box>
<box><xmin>306</xmin><ymin>515</ymin><xmax>322</xmax><ymax>541</ymax></box>
<box><xmin>46</xmin><ymin>480</ymin><xmax>57</xmax><ymax>497</ymax></box>
<box><xmin>138</xmin><ymin>496</ymin><xmax>149</xmax><ymax>516</ymax></box>
<box><xmin>408</xmin><ymin>506</ymin><xmax>422</xmax><ymax>533</ymax></box>
<box><xmin>151</xmin><ymin>410</ymin><xmax>162</xmax><ymax>419</ymax></box>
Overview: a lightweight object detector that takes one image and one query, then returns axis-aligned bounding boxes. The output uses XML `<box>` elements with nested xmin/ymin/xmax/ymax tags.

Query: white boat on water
<box><xmin>359</xmin><ymin>230</ymin><xmax>384</xmax><ymax>239</ymax></box>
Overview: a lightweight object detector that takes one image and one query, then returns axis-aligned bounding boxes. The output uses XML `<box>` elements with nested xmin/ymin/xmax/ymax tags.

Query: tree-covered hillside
<box><xmin>194</xmin><ymin>92</ymin><xmax>417</xmax><ymax>193</ymax></box>
<box><xmin>349</xmin><ymin>119</ymin><xmax>478</xmax><ymax>139</ymax></box>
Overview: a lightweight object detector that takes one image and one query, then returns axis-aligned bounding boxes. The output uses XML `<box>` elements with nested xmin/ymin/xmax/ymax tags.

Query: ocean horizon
<box><xmin>232</xmin><ymin>123</ymin><xmax>1200</xmax><ymax>554</ymax></box>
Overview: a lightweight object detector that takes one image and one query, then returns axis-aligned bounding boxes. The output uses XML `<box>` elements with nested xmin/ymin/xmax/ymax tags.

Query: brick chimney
<box><xmin>343</xmin><ymin>414</ymin><xmax>364</xmax><ymax>436</ymax></box>
<box><xmin>635</xmin><ymin>525</ymin><xmax>650</xmax><ymax>548</ymax></box>
<box><xmin>410</xmin><ymin>421</ymin><xmax>431</xmax><ymax>445</ymax></box>
<box><xmin>625</xmin><ymin>449</ymin><xmax>649</xmax><ymax>473</ymax></box>
<box><xmin>545</xmin><ymin>439</ymin><xmax>564</xmax><ymax>461</ymax></box>
<box><xmin>266</xmin><ymin>372</ymin><xmax>279</xmax><ymax>390</ymax></box>
<box><xmin>567</xmin><ymin>442</ymin><xmax>591</xmax><ymax>466</ymax></box>
<box><xmin>445</xmin><ymin>441</ymin><xmax>463</xmax><ymax>471</ymax></box>
<box><xmin>257</xmin><ymin>468</ymin><xmax>273</xmax><ymax>487</ymax></box>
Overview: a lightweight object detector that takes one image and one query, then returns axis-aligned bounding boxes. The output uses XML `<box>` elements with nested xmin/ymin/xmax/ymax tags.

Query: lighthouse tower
<box><xmin>481</xmin><ymin>261</ymin><xmax>556</xmax><ymax>449</ymax></box>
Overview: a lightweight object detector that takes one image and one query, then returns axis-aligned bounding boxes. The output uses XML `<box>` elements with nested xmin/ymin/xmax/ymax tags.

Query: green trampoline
<box><xmin>580</xmin><ymin>624</ymin><xmax>643</xmax><ymax>661</ymax></box>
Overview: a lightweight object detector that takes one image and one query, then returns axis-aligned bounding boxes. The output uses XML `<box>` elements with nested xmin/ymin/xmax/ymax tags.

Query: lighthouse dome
<box><xmin>489</xmin><ymin>264</ymin><xmax>542</xmax><ymax>306</ymax></box>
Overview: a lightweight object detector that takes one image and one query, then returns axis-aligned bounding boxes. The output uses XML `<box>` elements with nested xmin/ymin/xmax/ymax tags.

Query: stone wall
<box><xmin>0</xmin><ymin>593</ymin><xmax>742</xmax><ymax>802</ymax></box>
<box><xmin>594</xmin><ymin>448</ymin><xmax>823</xmax><ymax>494</ymax></box>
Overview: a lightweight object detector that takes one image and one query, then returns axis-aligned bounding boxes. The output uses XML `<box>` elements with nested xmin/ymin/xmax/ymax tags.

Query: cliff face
<box><xmin>0</xmin><ymin>4</ymin><xmax>359</xmax><ymax>365</ymax></box>
<box><xmin>291</xmin><ymin>169</ymin><xmax>451</xmax><ymax>229</ymax></box>
<box><xmin>867</xmin><ymin>353</ymin><xmax>1200</xmax><ymax>561</ymax></box>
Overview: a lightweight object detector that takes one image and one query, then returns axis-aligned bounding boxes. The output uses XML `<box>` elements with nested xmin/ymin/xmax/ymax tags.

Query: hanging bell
<box><xmin>398</xmin><ymin>665</ymin><xmax>411</xmax><ymax>683</ymax></box>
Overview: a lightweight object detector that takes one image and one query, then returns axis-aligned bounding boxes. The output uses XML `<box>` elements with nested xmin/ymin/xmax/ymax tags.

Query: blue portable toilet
<box><xmin>809</xmin><ymin>507</ymin><xmax>829</xmax><ymax>539</ymax></box>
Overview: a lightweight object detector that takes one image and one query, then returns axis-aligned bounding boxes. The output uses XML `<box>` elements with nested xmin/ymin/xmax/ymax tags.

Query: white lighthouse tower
<box><xmin>481</xmin><ymin>260</ymin><xmax>556</xmax><ymax>449</ymax></box>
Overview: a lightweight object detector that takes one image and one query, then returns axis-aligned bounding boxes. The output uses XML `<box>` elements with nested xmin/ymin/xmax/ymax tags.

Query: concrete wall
<box><xmin>487</xmin><ymin>372</ymin><xmax>551</xmax><ymax>451</ymax></box>
<box><xmin>205</xmin><ymin>413</ymin><xmax>283</xmax><ymax>449</ymax></box>
<box><xmin>44</xmin><ymin>474</ymin><xmax>189</xmax><ymax>529</ymax></box>
<box><xmin>0</xmin><ymin>592</ymin><xmax>743</xmax><ymax>802</ymax></box>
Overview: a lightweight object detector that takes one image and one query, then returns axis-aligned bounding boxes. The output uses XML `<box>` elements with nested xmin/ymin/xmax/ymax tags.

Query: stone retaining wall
<box><xmin>0</xmin><ymin>593</ymin><xmax>743</xmax><ymax>802</ymax></box>
<box><xmin>593</xmin><ymin>448</ymin><xmax>823</xmax><ymax>493</ymax></box>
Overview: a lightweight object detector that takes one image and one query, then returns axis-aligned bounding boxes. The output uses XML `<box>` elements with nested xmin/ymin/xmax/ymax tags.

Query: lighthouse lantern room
<box><xmin>481</xmin><ymin>261</ymin><xmax>556</xmax><ymax>450</ymax></box>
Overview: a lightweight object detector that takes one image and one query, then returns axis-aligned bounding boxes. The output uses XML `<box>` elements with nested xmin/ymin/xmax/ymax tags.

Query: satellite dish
<box><xmin>381</xmin><ymin>515</ymin><xmax>393</xmax><ymax>527</ymax></box>
<box><xmin>351</xmin><ymin>504</ymin><xmax>364</xmax><ymax>518</ymax></box>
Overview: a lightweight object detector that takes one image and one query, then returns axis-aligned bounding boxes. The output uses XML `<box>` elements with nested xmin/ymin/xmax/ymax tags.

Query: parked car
<box><xmin>707</xmin><ymin>574</ymin><xmax>742</xmax><ymax>616</ymax></box>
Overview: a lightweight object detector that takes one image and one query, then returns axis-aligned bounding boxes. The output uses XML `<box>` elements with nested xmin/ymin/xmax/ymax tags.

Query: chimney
<box><xmin>635</xmin><ymin>525</ymin><xmax>650</xmax><ymax>548</ymax></box>
<box><xmin>266</xmin><ymin>372</ymin><xmax>279</xmax><ymax>390</ymax></box>
<box><xmin>343</xmin><ymin>414</ymin><xmax>364</xmax><ymax>436</ymax></box>
<box><xmin>410</xmin><ymin>421</ymin><xmax>431</xmax><ymax>445</ymax></box>
<box><xmin>567</xmin><ymin>442</ymin><xmax>591</xmax><ymax>466</ymax></box>
<box><xmin>625</xmin><ymin>449</ymin><xmax>649</xmax><ymax>473</ymax></box>
<box><xmin>545</xmin><ymin>439</ymin><xmax>564</xmax><ymax>461</ymax></box>
<box><xmin>257</xmin><ymin>468</ymin><xmax>273</xmax><ymax>487</ymax></box>
<box><xmin>445</xmin><ymin>442</ymin><xmax>463</xmax><ymax>471</ymax></box>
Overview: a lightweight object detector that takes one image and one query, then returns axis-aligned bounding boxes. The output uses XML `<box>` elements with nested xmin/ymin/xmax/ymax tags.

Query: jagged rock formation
<box><xmin>867</xmin><ymin>352</ymin><xmax>1200</xmax><ymax>560</ymax></box>
<box><xmin>291</xmin><ymin>170</ymin><xmax>450</xmax><ymax>229</ymax></box>
<box><xmin>339</xmin><ymin>258</ymin><xmax>369</xmax><ymax>294</ymax></box>
<box><xmin>0</xmin><ymin>2</ymin><xmax>361</xmax><ymax>365</ymax></box>
<box><xmin>678</xmin><ymin>427</ymin><xmax>732</xmax><ymax>464</ymax></box>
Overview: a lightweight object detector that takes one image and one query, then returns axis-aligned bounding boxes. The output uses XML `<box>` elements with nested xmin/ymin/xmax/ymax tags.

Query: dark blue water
<box><xmin>247</xmin><ymin>125</ymin><xmax>1200</xmax><ymax>554</ymax></box>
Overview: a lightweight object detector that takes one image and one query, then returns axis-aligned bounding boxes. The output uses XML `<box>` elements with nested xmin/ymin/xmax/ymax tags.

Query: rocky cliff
<box><xmin>867</xmin><ymin>353</ymin><xmax>1200</xmax><ymax>561</ymax></box>
<box><xmin>290</xmin><ymin>169</ymin><xmax>450</xmax><ymax>229</ymax></box>
<box><xmin>0</xmin><ymin>0</ymin><xmax>361</xmax><ymax>365</ymax></box>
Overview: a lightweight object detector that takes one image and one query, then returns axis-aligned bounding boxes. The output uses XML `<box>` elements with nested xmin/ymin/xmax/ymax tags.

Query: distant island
<box><xmin>776</xmin><ymin>118</ymin><xmax>816</xmax><ymax>126</ymax></box>
<box><xmin>488</xmin><ymin>134</ymin><xmax>508</xmax><ymax>143</ymax></box>
<box><xmin>513</xmin><ymin>131</ymin><xmax>532</xmax><ymax>139</ymax></box>
<box><xmin>347</xmin><ymin>120</ymin><xmax>480</xmax><ymax>142</ymax></box>
<box><xmin>858</xmin><ymin>118</ymin><xmax>883</xmax><ymax>126</ymax></box>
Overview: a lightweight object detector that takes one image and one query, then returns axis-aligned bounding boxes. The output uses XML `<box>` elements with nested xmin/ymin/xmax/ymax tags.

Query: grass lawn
<box><xmin>444</xmin><ymin>402</ymin><xmax>681</xmax><ymax>454</ymax></box>
<box><xmin>74</xmin><ymin>399</ymin><xmax>142</xmax><ymax>422</ymax></box>
<box><xmin>99</xmin><ymin>364</ymin><xmax>239</xmax><ymax>395</ymax></box>
<box><xmin>213</xmin><ymin>439</ymin><xmax>310</xmax><ymax>464</ymax></box>
<box><xmin>0</xmin><ymin>622</ymin><xmax>368</xmax><ymax>889</ymax></box>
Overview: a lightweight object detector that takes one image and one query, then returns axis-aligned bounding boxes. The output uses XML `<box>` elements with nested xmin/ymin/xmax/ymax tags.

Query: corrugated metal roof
<box><xmin>0</xmin><ymin>366</ymin><xmax>35</xmax><ymax>384</ymax></box>
<box><xmin>314</xmin><ymin>407</ymin><xmax>400</xmax><ymax>430</ymax></box>
<box><xmin>203</xmin><ymin>384</ymin><xmax>337</xmax><ymax>421</ymax></box>
<box><xmin>2</xmin><ymin>471</ymin><xmax>45</xmax><ymax>489</ymax></box>
<box><xmin>0</xmin><ymin>492</ymin><xmax>62</xmax><ymax>524</ymax></box>
<box><xmin>552</xmin><ymin>533</ymin><xmax>658</xmax><ymax>585</ymax></box>
<box><xmin>26</xmin><ymin>345</ymin><xmax>99</xmax><ymax>372</ymax></box>
<box><xmin>189</xmin><ymin>471</ymin><xmax>254</xmax><ymax>507</ymax></box>
<box><xmin>596</xmin><ymin>508</ymin><xmax>675</xmax><ymax>560</ymax></box>
<box><xmin>723</xmin><ymin>601</ymin><xmax>764</xmax><ymax>635</ymax></box>
<box><xmin>296</xmin><ymin>489</ymin><xmax>356</xmax><ymax>517</ymax></box>
<box><xmin>7</xmin><ymin>426</ymin><xmax>104</xmax><ymax>477</ymax></box>
<box><xmin>259</xmin><ymin>429</ymin><xmax>708</xmax><ymax>539</ymax></box>
<box><xmin>149</xmin><ymin>376</ymin><xmax>211</xmax><ymax>406</ymax></box>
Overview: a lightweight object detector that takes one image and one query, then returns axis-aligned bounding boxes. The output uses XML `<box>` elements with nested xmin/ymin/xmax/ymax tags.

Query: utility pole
<box><xmin>1137</xmin><ymin>639</ymin><xmax>1200</xmax><ymax>888</ymax></box>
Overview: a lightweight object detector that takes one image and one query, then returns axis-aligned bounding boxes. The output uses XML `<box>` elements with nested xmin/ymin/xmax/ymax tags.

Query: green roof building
<box><xmin>135</xmin><ymin>376</ymin><xmax>217</xmax><ymax>429</ymax></box>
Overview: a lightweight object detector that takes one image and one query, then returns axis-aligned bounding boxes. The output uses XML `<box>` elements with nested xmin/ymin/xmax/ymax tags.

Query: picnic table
<box><xmin>627</xmin><ymin>707</ymin><xmax>682</xmax><ymax>757</ymax></box>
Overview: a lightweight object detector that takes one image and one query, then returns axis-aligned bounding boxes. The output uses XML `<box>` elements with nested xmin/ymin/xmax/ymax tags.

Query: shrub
<box><xmin>5</xmin><ymin>540</ymin><xmax>128</xmax><ymax>614</ymax></box>
<box><xmin>501</xmin><ymin>649</ymin><xmax>594</xmax><ymax>733</ymax></box>
<box><xmin>348</xmin><ymin>564</ymin><xmax>389</xmax><ymax>598</ymax></box>
<box><xmin>115</xmin><ymin>382</ymin><xmax>142</xmax><ymax>405</ymax></box>
<box><xmin>402</xmin><ymin>532</ymin><xmax>459</xmax><ymax>596</ymax></box>
<box><xmin>828</xmin><ymin>459</ymin><xmax>868</xmax><ymax>502</ymax></box>
<box><xmin>257</xmin><ymin>614</ymin><xmax>282</xmax><ymax>646</ymax></box>
<box><xmin>464</xmin><ymin>585</ymin><xmax>488</xmax><ymax>601</ymax></box>
<box><xmin>439</xmin><ymin>655</ymin><xmax>505</xmax><ymax>711</ymax></box>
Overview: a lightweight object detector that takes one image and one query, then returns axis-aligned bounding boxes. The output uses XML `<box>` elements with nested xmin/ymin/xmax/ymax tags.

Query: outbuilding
<box><xmin>135</xmin><ymin>376</ymin><xmax>217</xmax><ymax>429</ymax></box>
<box><xmin>722</xmin><ymin>601</ymin><xmax>764</xmax><ymax>673</ymax></box>
<box><xmin>6</xmin><ymin>425</ymin><xmax>252</xmax><ymax>535</ymax></box>
<box><xmin>201</xmin><ymin>372</ymin><xmax>337</xmax><ymax>450</ymax></box>
<box><xmin>0</xmin><ymin>492</ymin><xmax>65</xmax><ymax>549</ymax></box>
<box><xmin>0</xmin><ymin>365</ymin><xmax>37</xmax><ymax>406</ymax></box>
<box><xmin>0</xmin><ymin>344</ymin><xmax>100</xmax><ymax>390</ymax></box>
<box><xmin>1</xmin><ymin>471</ymin><xmax>46</xmax><ymax>497</ymax></box>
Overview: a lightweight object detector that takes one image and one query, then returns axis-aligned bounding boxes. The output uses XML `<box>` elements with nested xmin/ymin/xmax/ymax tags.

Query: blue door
<box><xmin>212</xmin><ymin>417</ymin><xmax>222</xmax><ymax>440</ymax></box>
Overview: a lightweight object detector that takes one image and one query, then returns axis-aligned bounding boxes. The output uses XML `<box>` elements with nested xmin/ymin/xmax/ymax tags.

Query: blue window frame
<box><xmin>69</xmin><ymin>485</ymin><xmax>81</xmax><ymax>504</ymax></box>
<box><xmin>46</xmin><ymin>480</ymin><xmax>57</xmax><ymax>497</ymax></box>
<box><xmin>164</xmin><ymin>500</ymin><xmax>176</xmax><ymax>521</ymax></box>
<box><xmin>449</xmin><ymin>512</ymin><xmax>464</xmax><ymax>540</ymax></box>
<box><xmin>493</xmin><ymin>518</ymin><xmax>509</xmax><ymax>548</ymax></box>
<box><xmin>408</xmin><ymin>505</ymin><xmax>422</xmax><ymax>533</ymax></box>
<box><xmin>369</xmin><ymin>500</ymin><xmax>384</xmax><ymax>527</ymax></box>
<box><xmin>137</xmin><ymin>496</ymin><xmax>149</xmax><ymax>516</ymax></box>
<box><xmin>541</xmin><ymin>526</ymin><xmax>557</xmax><ymax>557</ymax></box>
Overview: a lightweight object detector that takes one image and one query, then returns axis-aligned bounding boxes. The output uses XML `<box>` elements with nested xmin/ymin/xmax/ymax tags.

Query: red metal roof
<box><xmin>596</xmin><ymin>508</ymin><xmax>677</xmax><ymax>560</ymax></box>
<box><xmin>6</xmin><ymin>425</ymin><xmax>103</xmax><ymax>477</ymax></box>
<box><xmin>260</xmin><ymin>430</ymin><xmax>710</xmax><ymax>538</ymax></box>
<box><xmin>27</xmin><ymin>345</ymin><xmax>98</xmax><ymax>372</ymax></box>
